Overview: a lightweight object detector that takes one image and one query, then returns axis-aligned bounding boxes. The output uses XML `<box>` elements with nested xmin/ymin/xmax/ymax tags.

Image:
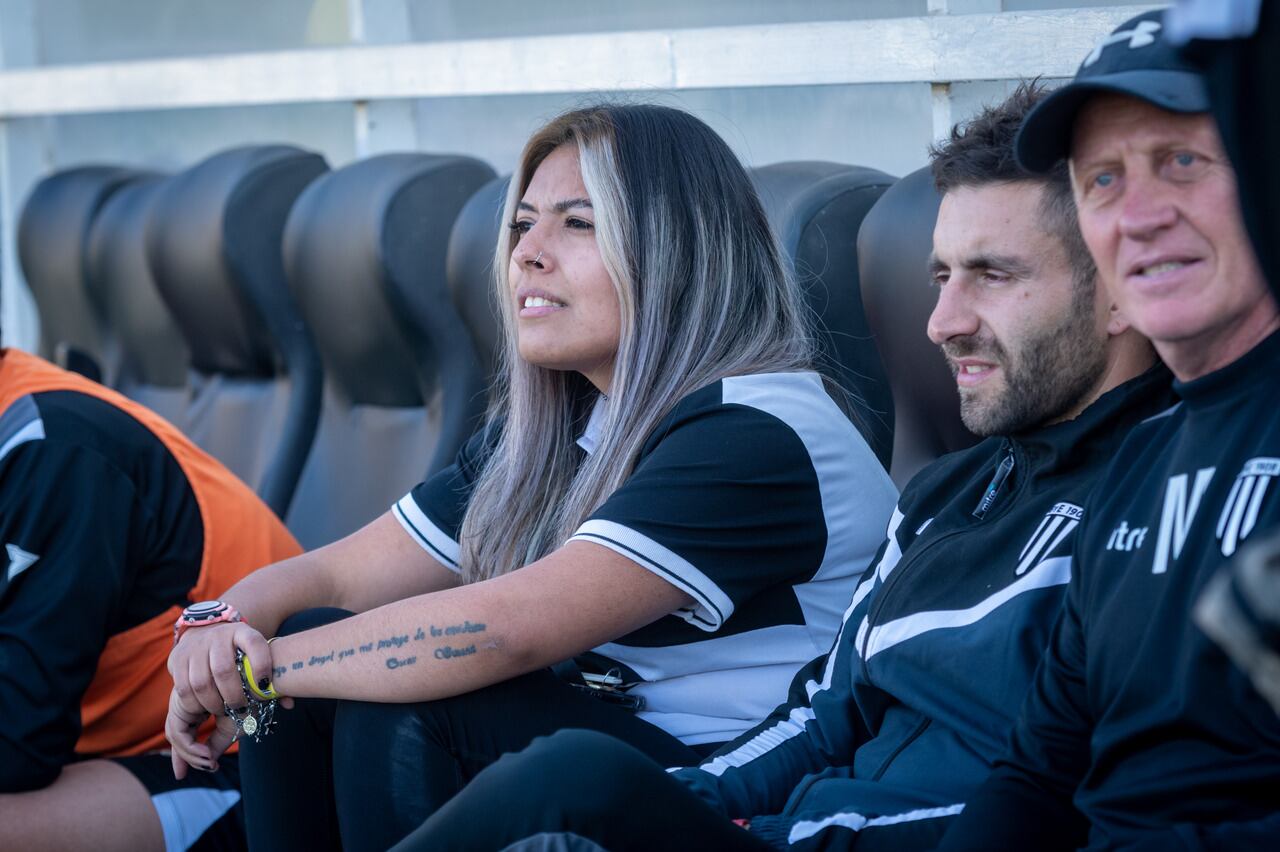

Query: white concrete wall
<box><xmin>0</xmin><ymin>0</ymin><xmax>1152</xmax><ymax>350</ymax></box>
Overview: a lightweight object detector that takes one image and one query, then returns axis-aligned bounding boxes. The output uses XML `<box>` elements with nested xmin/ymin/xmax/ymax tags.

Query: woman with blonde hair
<box><xmin>165</xmin><ymin>102</ymin><xmax>896</xmax><ymax>850</ymax></box>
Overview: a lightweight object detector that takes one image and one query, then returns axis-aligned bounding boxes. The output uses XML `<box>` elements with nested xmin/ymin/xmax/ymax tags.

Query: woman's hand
<box><xmin>166</xmin><ymin>686</ymin><xmax>240</xmax><ymax>778</ymax></box>
<box><xmin>168</xmin><ymin>621</ymin><xmax>273</xmax><ymax>716</ymax></box>
<box><xmin>164</xmin><ymin>622</ymin><xmax>280</xmax><ymax>777</ymax></box>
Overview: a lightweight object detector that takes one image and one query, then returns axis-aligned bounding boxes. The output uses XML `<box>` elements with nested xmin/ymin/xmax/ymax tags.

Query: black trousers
<box><xmin>239</xmin><ymin>609</ymin><xmax>704</xmax><ymax>852</ymax></box>
<box><xmin>389</xmin><ymin>728</ymin><xmax>773</xmax><ymax>851</ymax></box>
<box><xmin>391</xmin><ymin>729</ymin><xmax>957</xmax><ymax>852</ymax></box>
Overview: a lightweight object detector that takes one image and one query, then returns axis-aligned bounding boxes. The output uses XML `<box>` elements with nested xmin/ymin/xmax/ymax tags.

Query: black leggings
<box><xmin>239</xmin><ymin>609</ymin><xmax>705</xmax><ymax>852</ymax></box>
<box><xmin>389</xmin><ymin>728</ymin><xmax>773</xmax><ymax>852</ymax></box>
<box><xmin>391</xmin><ymin>729</ymin><xmax>957</xmax><ymax>852</ymax></box>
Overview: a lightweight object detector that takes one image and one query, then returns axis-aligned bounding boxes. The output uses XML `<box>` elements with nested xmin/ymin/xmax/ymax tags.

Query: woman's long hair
<box><xmin>457</xmin><ymin>103</ymin><xmax>816</xmax><ymax>583</ymax></box>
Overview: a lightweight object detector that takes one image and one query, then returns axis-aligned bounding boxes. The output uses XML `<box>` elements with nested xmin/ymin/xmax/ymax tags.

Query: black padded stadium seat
<box><xmin>17</xmin><ymin>166</ymin><xmax>149</xmax><ymax>382</ymax></box>
<box><xmin>858</xmin><ymin>166</ymin><xmax>978</xmax><ymax>487</ymax></box>
<box><xmin>751</xmin><ymin>161</ymin><xmax>897</xmax><ymax>471</ymax></box>
<box><xmin>145</xmin><ymin>145</ymin><xmax>329</xmax><ymax>519</ymax></box>
<box><xmin>282</xmin><ymin>153</ymin><xmax>497</xmax><ymax>549</ymax></box>
<box><xmin>85</xmin><ymin>173</ymin><xmax>191</xmax><ymax>427</ymax></box>
<box><xmin>446</xmin><ymin>174</ymin><xmax>508</xmax><ymax>381</ymax></box>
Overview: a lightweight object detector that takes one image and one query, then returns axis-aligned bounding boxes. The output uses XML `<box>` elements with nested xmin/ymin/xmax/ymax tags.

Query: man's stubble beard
<box><xmin>949</xmin><ymin>286</ymin><xmax>1108</xmax><ymax>437</ymax></box>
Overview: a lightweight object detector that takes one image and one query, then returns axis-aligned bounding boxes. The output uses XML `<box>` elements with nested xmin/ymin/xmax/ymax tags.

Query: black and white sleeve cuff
<box><xmin>393</xmin><ymin>494</ymin><xmax>461</xmax><ymax>573</ymax></box>
<box><xmin>570</xmin><ymin>519</ymin><xmax>734</xmax><ymax>631</ymax></box>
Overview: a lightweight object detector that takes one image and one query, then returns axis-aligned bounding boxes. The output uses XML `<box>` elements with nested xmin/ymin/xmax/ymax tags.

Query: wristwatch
<box><xmin>173</xmin><ymin>600</ymin><xmax>246</xmax><ymax>646</ymax></box>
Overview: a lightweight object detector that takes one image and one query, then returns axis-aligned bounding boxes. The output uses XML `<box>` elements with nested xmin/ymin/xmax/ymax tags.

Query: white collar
<box><xmin>576</xmin><ymin>395</ymin><xmax>608</xmax><ymax>455</ymax></box>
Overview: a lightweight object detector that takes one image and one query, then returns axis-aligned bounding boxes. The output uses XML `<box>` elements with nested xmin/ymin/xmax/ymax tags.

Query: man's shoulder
<box><xmin>21</xmin><ymin>389</ymin><xmax>165</xmax><ymax>463</ymax></box>
<box><xmin>1084</xmin><ymin>398</ymin><xmax>1200</xmax><ymax>503</ymax></box>
<box><xmin>1071</xmin><ymin>394</ymin><xmax>1280</xmax><ymax>586</ymax></box>
<box><xmin>0</xmin><ymin>389</ymin><xmax>187</xmax><ymax>511</ymax></box>
<box><xmin>0</xmin><ymin>391</ymin><xmax>46</xmax><ymax>464</ymax></box>
<box><xmin>1122</xmin><ymin>398</ymin><xmax>1186</xmax><ymax>440</ymax></box>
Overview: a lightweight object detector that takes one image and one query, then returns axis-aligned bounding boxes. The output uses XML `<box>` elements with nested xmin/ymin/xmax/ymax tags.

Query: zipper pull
<box><xmin>973</xmin><ymin>449</ymin><xmax>1015</xmax><ymax>519</ymax></box>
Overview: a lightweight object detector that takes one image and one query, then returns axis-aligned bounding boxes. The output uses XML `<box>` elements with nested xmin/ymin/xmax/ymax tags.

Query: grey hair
<box><xmin>456</xmin><ymin>103</ymin><xmax>816</xmax><ymax>584</ymax></box>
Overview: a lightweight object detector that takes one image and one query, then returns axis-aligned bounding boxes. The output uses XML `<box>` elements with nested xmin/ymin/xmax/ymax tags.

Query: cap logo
<box><xmin>1083</xmin><ymin>19</ymin><xmax>1161</xmax><ymax>67</ymax></box>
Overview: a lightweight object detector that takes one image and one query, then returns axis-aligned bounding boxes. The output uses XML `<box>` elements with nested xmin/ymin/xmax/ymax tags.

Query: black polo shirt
<box><xmin>393</xmin><ymin>371</ymin><xmax>898</xmax><ymax>744</ymax></box>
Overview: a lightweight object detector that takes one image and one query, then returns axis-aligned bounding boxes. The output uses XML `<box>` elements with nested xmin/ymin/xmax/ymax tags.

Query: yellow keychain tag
<box><xmin>241</xmin><ymin>653</ymin><xmax>282</xmax><ymax>701</ymax></box>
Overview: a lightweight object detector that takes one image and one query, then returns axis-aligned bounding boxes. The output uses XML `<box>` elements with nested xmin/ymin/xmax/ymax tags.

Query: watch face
<box><xmin>185</xmin><ymin>601</ymin><xmax>228</xmax><ymax>621</ymax></box>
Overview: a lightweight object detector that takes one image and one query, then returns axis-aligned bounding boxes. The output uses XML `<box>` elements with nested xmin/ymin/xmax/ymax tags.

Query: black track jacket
<box><xmin>676</xmin><ymin>365</ymin><xmax>1175</xmax><ymax>850</ymax></box>
<box><xmin>941</xmin><ymin>331</ymin><xmax>1280</xmax><ymax>851</ymax></box>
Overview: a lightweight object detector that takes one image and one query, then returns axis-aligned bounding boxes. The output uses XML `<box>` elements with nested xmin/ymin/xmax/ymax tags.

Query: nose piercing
<box><xmin>533</xmin><ymin>251</ymin><xmax>544</xmax><ymax>265</ymax></box>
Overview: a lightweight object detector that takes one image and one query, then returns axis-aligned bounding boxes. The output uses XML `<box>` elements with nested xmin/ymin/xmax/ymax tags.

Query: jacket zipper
<box><xmin>858</xmin><ymin>439</ymin><xmax>1023</xmax><ymax>680</ymax></box>
<box><xmin>973</xmin><ymin>444</ymin><xmax>1016</xmax><ymax>518</ymax></box>
<box><xmin>854</xmin><ymin>441</ymin><xmax>1025</xmax><ymax>779</ymax></box>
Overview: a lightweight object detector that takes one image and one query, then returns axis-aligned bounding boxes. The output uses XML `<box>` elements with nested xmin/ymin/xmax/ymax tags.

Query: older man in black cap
<box><xmin>939</xmin><ymin>9</ymin><xmax>1280</xmax><ymax>851</ymax></box>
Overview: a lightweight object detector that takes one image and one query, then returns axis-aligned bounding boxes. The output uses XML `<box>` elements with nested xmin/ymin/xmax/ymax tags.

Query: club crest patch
<box><xmin>1217</xmin><ymin>457</ymin><xmax>1280</xmax><ymax>557</ymax></box>
<box><xmin>1017</xmin><ymin>502</ymin><xmax>1083</xmax><ymax>575</ymax></box>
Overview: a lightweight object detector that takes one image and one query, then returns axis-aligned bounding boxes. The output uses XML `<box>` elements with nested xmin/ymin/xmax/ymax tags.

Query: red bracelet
<box><xmin>173</xmin><ymin>600</ymin><xmax>246</xmax><ymax>646</ymax></box>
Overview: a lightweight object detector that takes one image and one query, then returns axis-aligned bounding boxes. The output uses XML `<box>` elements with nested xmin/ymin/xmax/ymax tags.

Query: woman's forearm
<box><xmin>262</xmin><ymin>540</ymin><xmax>692</xmax><ymax>704</ymax></box>
<box><xmin>265</xmin><ymin>585</ymin><xmax>526</xmax><ymax>703</ymax></box>
<box><xmin>217</xmin><ymin>512</ymin><xmax>458</xmax><ymax>639</ymax></box>
<box><xmin>165</xmin><ymin>516</ymin><xmax>472</xmax><ymax>771</ymax></box>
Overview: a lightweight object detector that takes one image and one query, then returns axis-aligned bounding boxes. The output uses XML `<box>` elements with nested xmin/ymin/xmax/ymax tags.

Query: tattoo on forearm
<box><xmin>269</xmin><ymin>621</ymin><xmax>490</xmax><ymax>679</ymax></box>
<box><xmin>431</xmin><ymin>620</ymin><xmax>486</xmax><ymax>637</ymax></box>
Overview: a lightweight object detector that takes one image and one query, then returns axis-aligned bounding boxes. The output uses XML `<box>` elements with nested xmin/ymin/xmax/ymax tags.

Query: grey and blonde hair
<box><xmin>457</xmin><ymin>103</ymin><xmax>816</xmax><ymax>583</ymax></box>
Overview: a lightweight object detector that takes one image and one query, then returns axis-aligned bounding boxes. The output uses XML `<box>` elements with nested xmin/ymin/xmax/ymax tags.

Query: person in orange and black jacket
<box><xmin>0</xmin><ymin>346</ymin><xmax>299</xmax><ymax>852</ymax></box>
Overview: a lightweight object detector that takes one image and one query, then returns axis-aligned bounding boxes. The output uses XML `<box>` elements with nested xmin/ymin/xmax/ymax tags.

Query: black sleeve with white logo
<box><xmin>570</xmin><ymin>400</ymin><xmax>825</xmax><ymax>634</ymax></box>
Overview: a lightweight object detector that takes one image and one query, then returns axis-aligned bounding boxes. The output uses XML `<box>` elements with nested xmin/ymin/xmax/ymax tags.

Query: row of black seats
<box><xmin>17</xmin><ymin>145</ymin><xmax>976</xmax><ymax>549</ymax></box>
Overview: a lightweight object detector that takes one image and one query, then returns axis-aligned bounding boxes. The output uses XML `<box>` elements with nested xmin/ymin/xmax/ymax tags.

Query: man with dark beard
<box><xmin>939</xmin><ymin>9</ymin><xmax>1280</xmax><ymax>849</ymax></box>
<box><xmin>929</xmin><ymin>165</ymin><xmax>1116</xmax><ymax>438</ymax></box>
<box><xmin>369</xmin><ymin>84</ymin><xmax>1173</xmax><ymax>852</ymax></box>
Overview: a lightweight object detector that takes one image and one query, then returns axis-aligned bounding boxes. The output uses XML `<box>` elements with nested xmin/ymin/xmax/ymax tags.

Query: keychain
<box><xmin>224</xmin><ymin>649</ymin><xmax>278</xmax><ymax>742</ymax></box>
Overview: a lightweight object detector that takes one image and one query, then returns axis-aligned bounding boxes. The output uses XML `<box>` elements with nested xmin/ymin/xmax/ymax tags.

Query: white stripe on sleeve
<box><xmin>863</xmin><ymin>555</ymin><xmax>1071</xmax><ymax>660</ymax></box>
<box><xmin>392</xmin><ymin>494</ymin><xmax>461</xmax><ymax>571</ymax></box>
<box><xmin>787</xmin><ymin>803</ymin><xmax>965</xmax><ymax>844</ymax></box>
<box><xmin>570</xmin><ymin>518</ymin><xmax>735</xmax><ymax>630</ymax></box>
<box><xmin>700</xmin><ymin>705</ymin><xmax>819</xmax><ymax>777</ymax></box>
<box><xmin>0</xmin><ymin>418</ymin><xmax>44</xmax><ymax>463</ymax></box>
<box><xmin>693</xmin><ymin>506</ymin><xmax>909</xmax><ymax>777</ymax></box>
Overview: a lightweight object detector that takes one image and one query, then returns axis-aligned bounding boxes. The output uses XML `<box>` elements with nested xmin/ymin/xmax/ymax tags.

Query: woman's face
<box><xmin>509</xmin><ymin>144</ymin><xmax>621</xmax><ymax>392</ymax></box>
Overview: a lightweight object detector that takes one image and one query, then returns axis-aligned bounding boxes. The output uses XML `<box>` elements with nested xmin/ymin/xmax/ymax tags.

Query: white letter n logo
<box><xmin>1152</xmin><ymin>468</ymin><xmax>1215</xmax><ymax>574</ymax></box>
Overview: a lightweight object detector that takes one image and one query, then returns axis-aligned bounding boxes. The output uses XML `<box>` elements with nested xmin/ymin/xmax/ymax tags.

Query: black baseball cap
<box><xmin>1015</xmin><ymin>9</ymin><xmax>1211</xmax><ymax>173</ymax></box>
